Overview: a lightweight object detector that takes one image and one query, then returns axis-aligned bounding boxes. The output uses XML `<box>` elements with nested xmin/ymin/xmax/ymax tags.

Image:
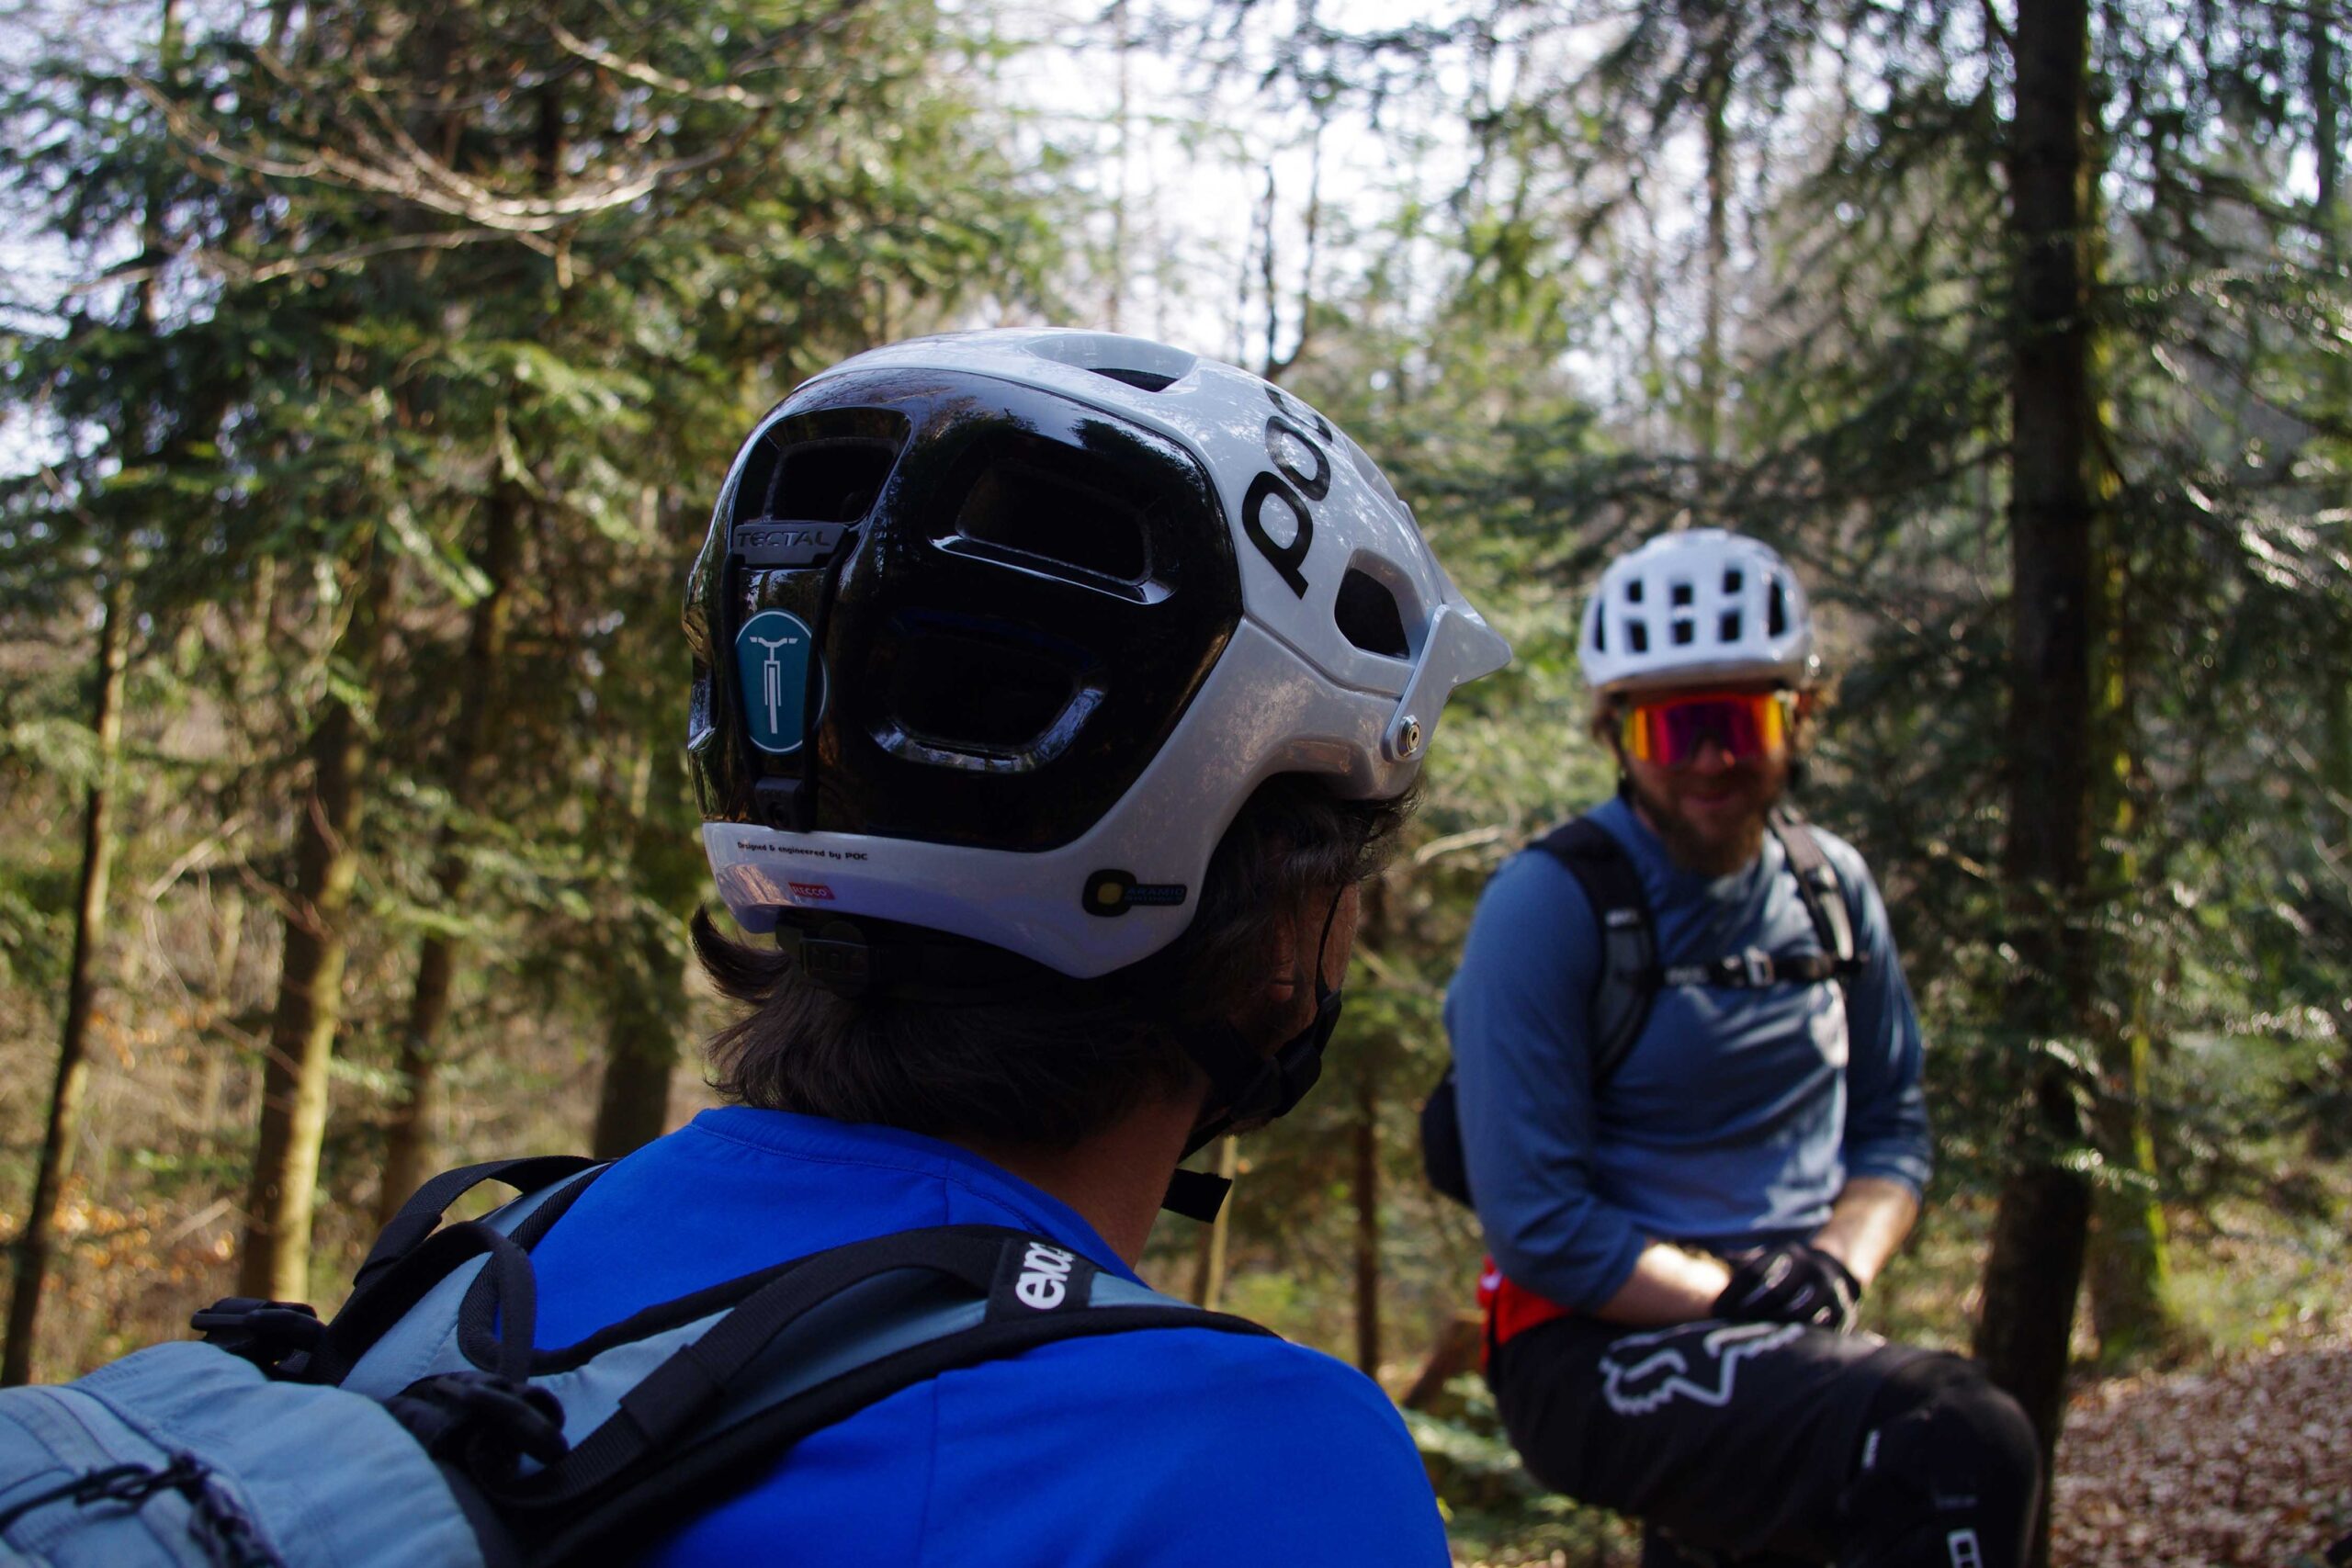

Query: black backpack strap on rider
<box><xmin>1770</xmin><ymin>812</ymin><xmax>1861</xmax><ymax>976</ymax></box>
<box><xmin>1419</xmin><ymin>815</ymin><xmax>1660</xmax><ymax>1209</ymax></box>
<box><xmin>356</xmin><ymin>1157</ymin><xmax>609</xmax><ymax>1295</ymax></box>
<box><xmin>1532</xmin><ymin>817</ymin><xmax>1659</xmax><ymax>1088</ymax></box>
<box><xmin>494</xmin><ymin>1225</ymin><xmax>1273</xmax><ymax>1567</ymax></box>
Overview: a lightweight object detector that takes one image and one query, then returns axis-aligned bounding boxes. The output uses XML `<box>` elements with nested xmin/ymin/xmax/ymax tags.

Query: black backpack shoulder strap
<box><xmin>1770</xmin><ymin>812</ymin><xmax>1860</xmax><ymax>973</ymax></box>
<box><xmin>354</xmin><ymin>1156</ymin><xmax>609</xmax><ymax>1295</ymax></box>
<box><xmin>1418</xmin><ymin>814</ymin><xmax>1657</xmax><ymax>1209</ymax></box>
<box><xmin>1532</xmin><ymin>816</ymin><xmax>1658</xmax><ymax>1089</ymax></box>
<box><xmin>499</xmin><ymin>1225</ymin><xmax>1272</xmax><ymax>1566</ymax></box>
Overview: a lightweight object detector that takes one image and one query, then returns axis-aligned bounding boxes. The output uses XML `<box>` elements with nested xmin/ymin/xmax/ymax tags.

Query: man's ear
<box><xmin>1589</xmin><ymin>698</ymin><xmax>1624</xmax><ymax>757</ymax></box>
<box><xmin>1224</xmin><ymin>904</ymin><xmax>1311</xmax><ymax>1055</ymax></box>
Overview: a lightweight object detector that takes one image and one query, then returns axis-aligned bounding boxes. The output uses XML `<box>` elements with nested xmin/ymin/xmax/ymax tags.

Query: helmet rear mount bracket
<box><xmin>729</xmin><ymin>527</ymin><xmax>856</xmax><ymax>837</ymax></box>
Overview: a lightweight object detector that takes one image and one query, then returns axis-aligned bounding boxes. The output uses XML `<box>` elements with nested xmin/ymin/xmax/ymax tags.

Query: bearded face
<box><xmin>1606</xmin><ymin>683</ymin><xmax>1803</xmax><ymax>877</ymax></box>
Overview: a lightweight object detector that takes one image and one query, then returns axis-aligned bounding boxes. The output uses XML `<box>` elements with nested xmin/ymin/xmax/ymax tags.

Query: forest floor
<box><xmin>2043</xmin><ymin>1187</ymin><xmax>2352</xmax><ymax>1567</ymax></box>
<box><xmin>2049</xmin><ymin>1323</ymin><xmax>2351</xmax><ymax>1568</ymax></box>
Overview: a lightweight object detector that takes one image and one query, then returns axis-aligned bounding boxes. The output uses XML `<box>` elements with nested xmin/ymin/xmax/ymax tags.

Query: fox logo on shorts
<box><xmin>1599</xmin><ymin>1321</ymin><xmax>1804</xmax><ymax>1416</ymax></box>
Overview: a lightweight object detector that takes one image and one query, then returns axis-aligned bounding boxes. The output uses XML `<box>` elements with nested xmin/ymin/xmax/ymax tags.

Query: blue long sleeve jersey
<box><xmin>522</xmin><ymin>1107</ymin><xmax>1451</xmax><ymax>1566</ymax></box>
<box><xmin>1443</xmin><ymin>795</ymin><xmax>1932</xmax><ymax>1312</ymax></box>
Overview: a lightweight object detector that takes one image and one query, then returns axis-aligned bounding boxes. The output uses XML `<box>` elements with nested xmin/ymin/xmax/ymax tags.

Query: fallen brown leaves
<box><xmin>2052</xmin><ymin>1335</ymin><xmax>2352</xmax><ymax>1567</ymax></box>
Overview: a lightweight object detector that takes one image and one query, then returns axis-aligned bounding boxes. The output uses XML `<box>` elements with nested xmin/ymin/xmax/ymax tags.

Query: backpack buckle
<box><xmin>388</xmin><ymin>1370</ymin><xmax>571</xmax><ymax>1483</ymax></box>
<box><xmin>191</xmin><ymin>1297</ymin><xmax>323</xmax><ymax>1372</ymax></box>
<box><xmin>1742</xmin><ymin>950</ymin><xmax>1775</xmax><ymax>987</ymax></box>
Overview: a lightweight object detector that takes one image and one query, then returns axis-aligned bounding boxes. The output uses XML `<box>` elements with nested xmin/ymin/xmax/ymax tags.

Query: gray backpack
<box><xmin>0</xmin><ymin>1156</ymin><xmax>1265</xmax><ymax>1566</ymax></box>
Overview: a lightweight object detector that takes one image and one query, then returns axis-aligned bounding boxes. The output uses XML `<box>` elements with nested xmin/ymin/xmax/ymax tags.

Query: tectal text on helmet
<box><xmin>736</xmin><ymin>522</ymin><xmax>847</xmax><ymax>568</ymax></box>
<box><xmin>1015</xmin><ymin>1244</ymin><xmax>1077</xmax><ymax>1310</ymax></box>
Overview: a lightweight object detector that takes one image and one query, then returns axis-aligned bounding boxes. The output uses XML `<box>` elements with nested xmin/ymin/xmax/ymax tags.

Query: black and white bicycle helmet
<box><xmin>685</xmin><ymin>330</ymin><xmax>1510</xmax><ymax>978</ymax></box>
<box><xmin>1578</xmin><ymin>528</ymin><xmax>1817</xmax><ymax>695</ymax></box>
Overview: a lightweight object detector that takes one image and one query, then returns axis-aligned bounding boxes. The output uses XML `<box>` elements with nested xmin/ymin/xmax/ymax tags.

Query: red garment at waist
<box><xmin>1477</xmin><ymin>1255</ymin><xmax>1573</xmax><ymax>1359</ymax></box>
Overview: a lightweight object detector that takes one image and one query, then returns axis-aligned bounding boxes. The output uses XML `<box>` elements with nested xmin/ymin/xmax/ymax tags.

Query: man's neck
<box><xmin>950</xmin><ymin>1092</ymin><xmax>1202</xmax><ymax>1265</ymax></box>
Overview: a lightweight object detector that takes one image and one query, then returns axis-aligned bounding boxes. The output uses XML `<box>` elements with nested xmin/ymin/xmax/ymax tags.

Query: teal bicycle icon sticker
<box><xmin>735</xmin><ymin>610</ymin><xmax>829</xmax><ymax>753</ymax></box>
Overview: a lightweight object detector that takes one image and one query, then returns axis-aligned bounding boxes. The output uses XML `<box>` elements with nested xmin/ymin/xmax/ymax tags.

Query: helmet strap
<box><xmin>778</xmin><ymin>548</ymin><xmax>851</xmax><ymax>833</ymax></box>
<box><xmin>1160</xmin><ymin>987</ymin><xmax>1342</xmax><ymax>1223</ymax></box>
<box><xmin>775</xmin><ymin>918</ymin><xmax>1047</xmax><ymax>1003</ymax></box>
<box><xmin>1161</xmin><ymin>887</ymin><xmax>1351</xmax><ymax>1220</ymax></box>
<box><xmin>728</xmin><ymin>525</ymin><xmax>853</xmax><ymax>835</ymax></box>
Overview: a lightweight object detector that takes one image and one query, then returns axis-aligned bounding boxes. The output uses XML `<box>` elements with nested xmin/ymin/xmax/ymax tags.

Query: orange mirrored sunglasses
<box><xmin>1617</xmin><ymin>690</ymin><xmax>1796</xmax><ymax>768</ymax></box>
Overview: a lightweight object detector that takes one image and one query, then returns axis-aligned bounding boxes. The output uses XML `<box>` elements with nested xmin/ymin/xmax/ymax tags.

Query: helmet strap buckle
<box><xmin>781</xmin><ymin>919</ymin><xmax>876</xmax><ymax>998</ymax></box>
<box><xmin>754</xmin><ymin>776</ymin><xmax>807</xmax><ymax>831</ymax></box>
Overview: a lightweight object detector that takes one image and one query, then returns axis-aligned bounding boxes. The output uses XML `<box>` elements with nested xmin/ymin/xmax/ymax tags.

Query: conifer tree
<box><xmin>8</xmin><ymin>0</ymin><xmax>1054</xmax><ymax>1302</ymax></box>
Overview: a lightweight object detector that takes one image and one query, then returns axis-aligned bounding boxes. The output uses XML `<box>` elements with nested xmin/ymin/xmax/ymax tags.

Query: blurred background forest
<box><xmin>2</xmin><ymin>0</ymin><xmax>2348</xmax><ymax>1561</ymax></box>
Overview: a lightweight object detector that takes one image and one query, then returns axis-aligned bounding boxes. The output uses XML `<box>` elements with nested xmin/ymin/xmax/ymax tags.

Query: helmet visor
<box><xmin>1618</xmin><ymin>690</ymin><xmax>1793</xmax><ymax>768</ymax></box>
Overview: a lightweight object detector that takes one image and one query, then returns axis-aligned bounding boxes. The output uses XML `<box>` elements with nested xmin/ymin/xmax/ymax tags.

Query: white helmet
<box><xmin>1577</xmin><ymin>528</ymin><xmax>1816</xmax><ymax>695</ymax></box>
<box><xmin>686</xmin><ymin>330</ymin><xmax>1510</xmax><ymax>978</ymax></box>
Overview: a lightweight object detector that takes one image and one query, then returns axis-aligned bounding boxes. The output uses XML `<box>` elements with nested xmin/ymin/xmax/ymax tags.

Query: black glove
<box><xmin>1712</xmin><ymin>1244</ymin><xmax>1862</xmax><ymax>1332</ymax></box>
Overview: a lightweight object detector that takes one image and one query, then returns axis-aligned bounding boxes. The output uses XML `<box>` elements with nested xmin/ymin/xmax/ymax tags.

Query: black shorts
<box><xmin>1490</xmin><ymin>1315</ymin><xmax>1933</xmax><ymax>1562</ymax></box>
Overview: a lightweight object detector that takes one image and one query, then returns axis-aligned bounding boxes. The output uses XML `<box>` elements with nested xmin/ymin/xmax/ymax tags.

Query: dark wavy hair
<box><xmin>690</xmin><ymin>774</ymin><xmax>1412</xmax><ymax>1150</ymax></box>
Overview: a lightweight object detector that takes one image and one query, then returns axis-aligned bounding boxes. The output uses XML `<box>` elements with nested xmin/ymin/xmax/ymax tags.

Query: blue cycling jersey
<box><xmin>523</xmin><ymin>1107</ymin><xmax>1450</xmax><ymax>1566</ymax></box>
<box><xmin>1443</xmin><ymin>795</ymin><xmax>1931</xmax><ymax>1311</ymax></box>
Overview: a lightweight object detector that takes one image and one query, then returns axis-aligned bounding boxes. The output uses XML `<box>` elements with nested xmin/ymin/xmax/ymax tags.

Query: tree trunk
<box><xmin>383</xmin><ymin>88</ymin><xmax>550</xmax><ymax>1206</ymax></box>
<box><xmin>1975</xmin><ymin>0</ymin><xmax>2100</xmax><ymax>1557</ymax></box>
<box><xmin>1189</xmin><ymin>1135</ymin><xmax>1241</xmax><ymax>1310</ymax></box>
<box><xmin>379</xmin><ymin>937</ymin><xmax>455</xmax><ymax>1222</ymax></box>
<box><xmin>5</xmin><ymin>0</ymin><xmax>186</xmax><ymax>1380</ymax></box>
<box><xmin>2083</xmin><ymin>193</ymin><xmax>2172</xmax><ymax>1360</ymax></box>
<box><xmin>2086</xmin><ymin>1016</ymin><xmax>2171</xmax><ymax>1358</ymax></box>
<box><xmin>1106</xmin><ymin>0</ymin><xmax>1129</xmax><ymax>332</ymax></box>
<box><xmin>1400</xmin><ymin>1312</ymin><xmax>1487</xmax><ymax>1414</ymax></box>
<box><xmin>3</xmin><ymin>577</ymin><xmax>132</xmax><ymax>1386</ymax></box>
<box><xmin>239</xmin><ymin>554</ymin><xmax>386</xmax><ymax>1301</ymax></box>
<box><xmin>196</xmin><ymin>564</ymin><xmax>276</xmax><ymax>1168</ymax></box>
<box><xmin>2311</xmin><ymin>0</ymin><xmax>2352</xmax><ymax>1154</ymax></box>
<box><xmin>1694</xmin><ymin>19</ymin><xmax>1734</xmax><ymax>460</ymax></box>
<box><xmin>1350</xmin><ymin>871</ymin><xmax>1395</xmax><ymax>1378</ymax></box>
<box><xmin>589</xmin><ymin>741</ymin><xmax>692</xmax><ymax>1158</ymax></box>
<box><xmin>380</xmin><ymin>491</ymin><xmax>523</xmax><ymax>1224</ymax></box>
<box><xmin>192</xmin><ymin>874</ymin><xmax>243</xmax><ymax>1164</ymax></box>
<box><xmin>1352</xmin><ymin>1064</ymin><xmax>1382</xmax><ymax>1377</ymax></box>
<box><xmin>590</xmin><ymin>920</ymin><xmax>686</xmax><ymax>1158</ymax></box>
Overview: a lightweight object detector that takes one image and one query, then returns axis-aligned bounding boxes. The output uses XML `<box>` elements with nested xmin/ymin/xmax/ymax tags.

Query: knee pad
<box><xmin>1838</xmin><ymin>1355</ymin><xmax>2041</xmax><ymax>1568</ymax></box>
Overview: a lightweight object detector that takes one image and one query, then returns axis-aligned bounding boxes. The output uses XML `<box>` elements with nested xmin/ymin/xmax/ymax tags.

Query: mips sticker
<box><xmin>735</xmin><ymin>610</ymin><xmax>830</xmax><ymax>754</ymax></box>
<box><xmin>1082</xmin><ymin>870</ymin><xmax>1188</xmax><ymax>918</ymax></box>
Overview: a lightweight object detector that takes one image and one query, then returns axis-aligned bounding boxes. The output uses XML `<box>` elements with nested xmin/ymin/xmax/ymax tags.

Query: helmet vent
<box><xmin>886</xmin><ymin>626</ymin><xmax>1083</xmax><ymax>756</ymax></box>
<box><xmin>954</xmin><ymin>461</ymin><xmax>1149</xmax><ymax>586</ymax></box>
<box><xmin>1335</xmin><ymin>568</ymin><xmax>1410</xmax><ymax>659</ymax></box>
<box><xmin>1023</xmin><ymin>332</ymin><xmax>1197</xmax><ymax>393</ymax></box>
<box><xmin>1669</xmin><ymin>580</ymin><xmax>1694</xmax><ymax>608</ymax></box>
<box><xmin>762</xmin><ymin>439</ymin><xmax>897</xmax><ymax>523</ymax></box>
<box><xmin>1769</xmin><ymin>581</ymin><xmax>1789</xmax><ymax>637</ymax></box>
<box><xmin>1625</xmin><ymin>580</ymin><xmax>1644</xmax><ymax>604</ymax></box>
<box><xmin>1089</xmin><ymin>366</ymin><xmax>1180</xmax><ymax>392</ymax></box>
<box><xmin>1720</xmin><ymin>611</ymin><xmax>1743</xmax><ymax>642</ymax></box>
<box><xmin>1628</xmin><ymin>620</ymin><xmax>1649</xmax><ymax>654</ymax></box>
<box><xmin>1672</xmin><ymin>618</ymin><xmax>1695</xmax><ymax>646</ymax></box>
<box><xmin>1724</xmin><ymin>567</ymin><xmax>1744</xmax><ymax>594</ymax></box>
